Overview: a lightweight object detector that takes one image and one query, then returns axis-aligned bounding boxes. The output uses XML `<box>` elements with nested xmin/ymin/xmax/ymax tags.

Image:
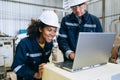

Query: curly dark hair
<box><xmin>27</xmin><ymin>19</ymin><xmax>47</xmax><ymax>39</ymax></box>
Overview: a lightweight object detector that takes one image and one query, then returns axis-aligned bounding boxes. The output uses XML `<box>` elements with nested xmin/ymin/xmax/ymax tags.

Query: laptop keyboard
<box><xmin>62</xmin><ymin>61</ymin><xmax>73</xmax><ymax>69</ymax></box>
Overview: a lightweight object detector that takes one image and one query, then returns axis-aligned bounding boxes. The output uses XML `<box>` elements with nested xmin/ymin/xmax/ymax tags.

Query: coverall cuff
<box><xmin>65</xmin><ymin>50</ymin><xmax>74</xmax><ymax>59</ymax></box>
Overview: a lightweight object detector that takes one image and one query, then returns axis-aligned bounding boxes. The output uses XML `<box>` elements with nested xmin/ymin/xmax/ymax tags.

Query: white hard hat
<box><xmin>69</xmin><ymin>0</ymin><xmax>88</xmax><ymax>7</ymax></box>
<box><xmin>39</xmin><ymin>10</ymin><xmax>59</xmax><ymax>28</ymax></box>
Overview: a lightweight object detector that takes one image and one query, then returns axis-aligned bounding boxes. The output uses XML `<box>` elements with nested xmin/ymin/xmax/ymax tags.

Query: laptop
<box><xmin>55</xmin><ymin>32</ymin><xmax>116</xmax><ymax>72</ymax></box>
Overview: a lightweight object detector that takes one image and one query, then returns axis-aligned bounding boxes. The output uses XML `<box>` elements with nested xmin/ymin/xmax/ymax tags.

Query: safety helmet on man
<box><xmin>39</xmin><ymin>10</ymin><xmax>59</xmax><ymax>28</ymax></box>
<box><xmin>69</xmin><ymin>0</ymin><xmax>88</xmax><ymax>7</ymax></box>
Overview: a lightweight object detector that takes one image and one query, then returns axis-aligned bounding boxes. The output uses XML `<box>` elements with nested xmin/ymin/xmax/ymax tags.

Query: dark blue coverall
<box><xmin>11</xmin><ymin>37</ymin><xmax>53</xmax><ymax>80</ymax></box>
<box><xmin>57</xmin><ymin>11</ymin><xmax>103</xmax><ymax>61</ymax></box>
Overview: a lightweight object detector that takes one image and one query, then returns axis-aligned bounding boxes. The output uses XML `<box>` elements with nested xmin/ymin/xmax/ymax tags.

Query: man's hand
<box><xmin>69</xmin><ymin>52</ymin><xmax>75</xmax><ymax>60</ymax></box>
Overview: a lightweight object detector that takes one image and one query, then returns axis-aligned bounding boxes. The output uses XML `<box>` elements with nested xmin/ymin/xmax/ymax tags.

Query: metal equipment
<box><xmin>0</xmin><ymin>56</ymin><xmax>6</xmax><ymax>80</ymax></box>
<box><xmin>0</xmin><ymin>37</ymin><xmax>15</xmax><ymax>68</ymax></box>
<box><xmin>0</xmin><ymin>37</ymin><xmax>15</xmax><ymax>80</ymax></box>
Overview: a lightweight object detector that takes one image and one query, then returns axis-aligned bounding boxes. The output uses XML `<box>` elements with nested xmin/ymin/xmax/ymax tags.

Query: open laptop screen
<box><xmin>72</xmin><ymin>32</ymin><xmax>116</xmax><ymax>72</ymax></box>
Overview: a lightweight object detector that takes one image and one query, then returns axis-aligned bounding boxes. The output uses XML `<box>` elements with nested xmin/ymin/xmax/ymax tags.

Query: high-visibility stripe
<box><xmin>65</xmin><ymin>22</ymin><xmax>79</xmax><ymax>26</ymax></box>
<box><xmin>14</xmin><ymin>64</ymin><xmax>24</xmax><ymax>72</ymax></box>
<box><xmin>84</xmin><ymin>24</ymin><xmax>96</xmax><ymax>28</ymax></box>
<box><xmin>59</xmin><ymin>34</ymin><xmax>68</xmax><ymax>38</ymax></box>
<box><xmin>26</xmin><ymin>53</ymin><xmax>42</xmax><ymax>57</ymax></box>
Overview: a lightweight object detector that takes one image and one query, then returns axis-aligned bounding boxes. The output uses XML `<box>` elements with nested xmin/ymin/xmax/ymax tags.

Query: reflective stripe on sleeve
<box><xmin>14</xmin><ymin>64</ymin><xmax>24</xmax><ymax>72</ymax></box>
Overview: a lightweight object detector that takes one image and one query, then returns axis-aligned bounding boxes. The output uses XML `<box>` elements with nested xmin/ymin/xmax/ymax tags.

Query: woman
<box><xmin>11</xmin><ymin>10</ymin><xmax>59</xmax><ymax>80</ymax></box>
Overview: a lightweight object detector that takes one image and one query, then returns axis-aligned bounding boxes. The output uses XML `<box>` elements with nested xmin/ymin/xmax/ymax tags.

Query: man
<box><xmin>57</xmin><ymin>0</ymin><xmax>103</xmax><ymax>61</ymax></box>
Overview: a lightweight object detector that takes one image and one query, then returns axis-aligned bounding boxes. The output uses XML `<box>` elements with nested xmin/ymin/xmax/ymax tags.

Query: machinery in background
<box><xmin>15</xmin><ymin>33</ymin><xmax>27</xmax><ymax>48</ymax></box>
<box><xmin>51</xmin><ymin>36</ymin><xmax>64</xmax><ymax>63</ymax></box>
<box><xmin>15</xmin><ymin>29</ymin><xmax>27</xmax><ymax>46</ymax></box>
<box><xmin>0</xmin><ymin>31</ymin><xmax>26</xmax><ymax>80</ymax></box>
<box><xmin>0</xmin><ymin>36</ymin><xmax>15</xmax><ymax>80</ymax></box>
<box><xmin>0</xmin><ymin>37</ymin><xmax>15</xmax><ymax>68</ymax></box>
<box><xmin>0</xmin><ymin>56</ymin><xmax>7</xmax><ymax>80</ymax></box>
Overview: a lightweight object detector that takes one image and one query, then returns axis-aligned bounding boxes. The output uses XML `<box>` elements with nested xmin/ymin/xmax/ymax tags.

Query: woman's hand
<box><xmin>39</xmin><ymin>63</ymin><xmax>46</xmax><ymax>73</ymax></box>
<box><xmin>34</xmin><ymin>63</ymin><xmax>46</xmax><ymax>79</ymax></box>
<box><xmin>34</xmin><ymin>72</ymin><xmax>41</xmax><ymax>79</ymax></box>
